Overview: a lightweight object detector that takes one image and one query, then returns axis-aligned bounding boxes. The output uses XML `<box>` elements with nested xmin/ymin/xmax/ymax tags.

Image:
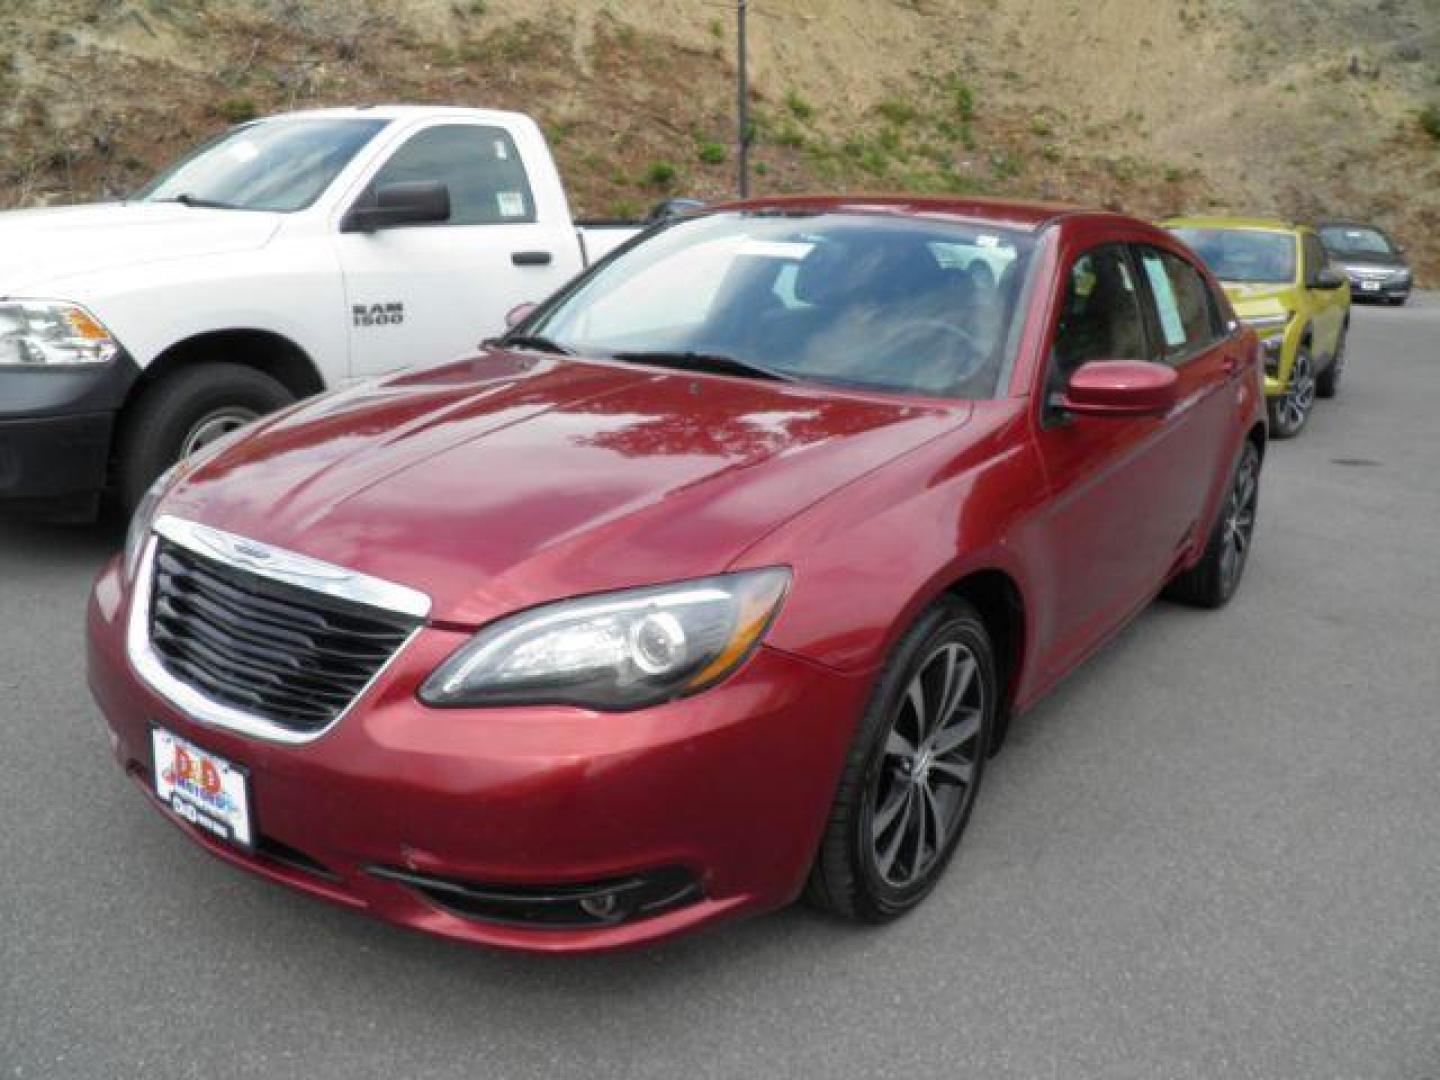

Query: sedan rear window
<box><xmin>529</xmin><ymin>212</ymin><xmax>1036</xmax><ymax>400</ymax></box>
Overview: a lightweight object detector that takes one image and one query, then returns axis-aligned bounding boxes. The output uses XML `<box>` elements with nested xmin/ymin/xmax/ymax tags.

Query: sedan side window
<box><xmin>364</xmin><ymin>124</ymin><xmax>536</xmax><ymax>226</ymax></box>
<box><xmin>1048</xmin><ymin>246</ymin><xmax>1149</xmax><ymax>402</ymax></box>
<box><xmin>1137</xmin><ymin>248</ymin><xmax>1222</xmax><ymax>364</ymax></box>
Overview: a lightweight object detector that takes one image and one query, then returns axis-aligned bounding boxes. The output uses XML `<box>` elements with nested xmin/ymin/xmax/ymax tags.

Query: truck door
<box><xmin>334</xmin><ymin>122</ymin><xmax>578</xmax><ymax>378</ymax></box>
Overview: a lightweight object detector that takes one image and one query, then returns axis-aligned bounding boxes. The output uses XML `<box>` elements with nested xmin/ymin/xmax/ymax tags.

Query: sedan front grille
<box><xmin>148</xmin><ymin>539</ymin><xmax>418</xmax><ymax>735</ymax></box>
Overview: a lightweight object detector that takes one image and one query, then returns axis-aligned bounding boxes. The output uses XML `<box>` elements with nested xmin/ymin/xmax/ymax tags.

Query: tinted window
<box><xmin>1302</xmin><ymin>233</ymin><xmax>1328</xmax><ymax>284</ymax></box>
<box><xmin>1169</xmin><ymin>228</ymin><xmax>1297</xmax><ymax>285</ymax></box>
<box><xmin>529</xmin><ymin>212</ymin><xmax>1036</xmax><ymax>400</ymax></box>
<box><xmin>1050</xmin><ymin>246</ymin><xmax>1149</xmax><ymax>389</ymax></box>
<box><xmin>1138</xmin><ymin>248</ymin><xmax>1222</xmax><ymax>360</ymax></box>
<box><xmin>1319</xmin><ymin>226</ymin><xmax>1396</xmax><ymax>258</ymax></box>
<box><xmin>140</xmin><ymin>118</ymin><xmax>387</xmax><ymax>212</ymax></box>
<box><xmin>367</xmin><ymin>125</ymin><xmax>535</xmax><ymax>226</ymax></box>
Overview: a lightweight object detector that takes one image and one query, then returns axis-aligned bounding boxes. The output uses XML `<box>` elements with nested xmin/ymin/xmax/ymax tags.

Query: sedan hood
<box><xmin>165</xmin><ymin>352</ymin><xmax>968</xmax><ymax>626</ymax></box>
<box><xmin>0</xmin><ymin>202</ymin><xmax>281</xmax><ymax>295</ymax></box>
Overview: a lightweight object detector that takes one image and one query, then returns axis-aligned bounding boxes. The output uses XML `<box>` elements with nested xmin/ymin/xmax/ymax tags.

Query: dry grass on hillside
<box><xmin>1</xmin><ymin>0</ymin><xmax>1437</xmax><ymax>280</ymax></box>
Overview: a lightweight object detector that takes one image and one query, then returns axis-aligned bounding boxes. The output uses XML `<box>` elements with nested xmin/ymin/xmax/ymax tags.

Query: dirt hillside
<box><xmin>2</xmin><ymin>0</ymin><xmax>1438</xmax><ymax>280</ymax></box>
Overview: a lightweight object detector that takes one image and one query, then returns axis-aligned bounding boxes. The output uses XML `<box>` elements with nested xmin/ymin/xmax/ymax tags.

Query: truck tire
<box><xmin>116</xmin><ymin>363</ymin><xmax>294</xmax><ymax>513</ymax></box>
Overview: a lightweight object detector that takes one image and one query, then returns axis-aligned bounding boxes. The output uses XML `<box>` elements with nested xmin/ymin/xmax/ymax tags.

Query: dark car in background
<box><xmin>1317</xmin><ymin>222</ymin><xmax>1412</xmax><ymax>305</ymax></box>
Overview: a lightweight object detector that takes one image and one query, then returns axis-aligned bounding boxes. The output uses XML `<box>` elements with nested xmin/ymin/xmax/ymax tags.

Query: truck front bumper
<box><xmin>0</xmin><ymin>357</ymin><xmax>138</xmax><ymax>519</ymax></box>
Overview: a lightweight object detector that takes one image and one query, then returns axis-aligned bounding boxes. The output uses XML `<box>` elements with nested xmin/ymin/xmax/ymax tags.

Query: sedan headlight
<box><xmin>123</xmin><ymin>463</ymin><xmax>184</xmax><ymax>582</ymax></box>
<box><xmin>0</xmin><ymin>300</ymin><xmax>119</xmax><ymax>366</ymax></box>
<box><xmin>421</xmin><ymin>568</ymin><xmax>791</xmax><ymax>711</ymax></box>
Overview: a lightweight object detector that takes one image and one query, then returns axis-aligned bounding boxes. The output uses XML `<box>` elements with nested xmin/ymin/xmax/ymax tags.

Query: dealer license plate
<box><xmin>152</xmin><ymin>728</ymin><xmax>254</xmax><ymax>849</ymax></box>
<box><xmin>1361</xmin><ymin>280</ymin><xmax>1381</xmax><ymax>292</ymax></box>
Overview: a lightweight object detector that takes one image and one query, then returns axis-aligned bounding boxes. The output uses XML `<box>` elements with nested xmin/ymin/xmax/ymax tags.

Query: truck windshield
<box><xmin>1169</xmin><ymin>228</ymin><xmax>1297</xmax><ymax>285</ymax></box>
<box><xmin>526</xmin><ymin>211</ymin><xmax>1035</xmax><ymax>400</ymax></box>
<box><xmin>138</xmin><ymin>118</ymin><xmax>388</xmax><ymax>213</ymax></box>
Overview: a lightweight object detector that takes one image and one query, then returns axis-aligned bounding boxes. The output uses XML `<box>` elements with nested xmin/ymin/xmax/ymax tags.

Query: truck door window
<box><xmin>366</xmin><ymin>125</ymin><xmax>536</xmax><ymax>226</ymax></box>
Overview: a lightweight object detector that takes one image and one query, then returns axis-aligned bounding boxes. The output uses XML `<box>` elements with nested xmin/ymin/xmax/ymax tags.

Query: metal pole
<box><xmin>737</xmin><ymin>0</ymin><xmax>749</xmax><ymax>198</ymax></box>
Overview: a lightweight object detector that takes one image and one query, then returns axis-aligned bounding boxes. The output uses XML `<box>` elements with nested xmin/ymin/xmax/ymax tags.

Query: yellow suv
<box><xmin>1164</xmin><ymin>217</ymin><xmax>1350</xmax><ymax>437</ymax></box>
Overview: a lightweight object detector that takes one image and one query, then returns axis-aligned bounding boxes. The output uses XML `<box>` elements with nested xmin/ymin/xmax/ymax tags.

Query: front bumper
<box><xmin>87</xmin><ymin>556</ymin><xmax>870</xmax><ymax>952</ymax></box>
<box><xmin>0</xmin><ymin>357</ymin><xmax>138</xmax><ymax>519</ymax></box>
<box><xmin>1348</xmin><ymin>277</ymin><xmax>1410</xmax><ymax>301</ymax></box>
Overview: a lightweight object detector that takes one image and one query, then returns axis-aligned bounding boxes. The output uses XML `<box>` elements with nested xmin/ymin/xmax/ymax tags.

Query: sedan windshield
<box><xmin>1169</xmin><ymin>228</ymin><xmax>1297</xmax><ymax>285</ymax></box>
<box><xmin>526</xmin><ymin>211</ymin><xmax>1036</xmax><ymax>400</ymax></box>
<box><xmin>1319</xmin><ymin>225</ymin><xmax>1397</xmax><ymax>258</ymax></box>
<box><xmin>138</xmin><ymin>118</ymin><xmax>388</xmax><ymax>212</ymax></box>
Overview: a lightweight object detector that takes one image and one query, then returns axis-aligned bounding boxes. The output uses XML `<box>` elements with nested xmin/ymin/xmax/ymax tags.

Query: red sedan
<box><xmin>88</xmin><ymin>196</ymin><xmax>1266</xmax><ymax>952</ymax></box>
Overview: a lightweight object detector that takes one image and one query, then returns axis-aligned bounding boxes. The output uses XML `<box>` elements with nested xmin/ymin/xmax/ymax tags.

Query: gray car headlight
<box><xmin>0</xmin><ymin>300</ymin><xmax>119</xmax><ymax>366</ymax></box>
<box><xmin>420</xmin><ymin>568</ymin><xmax>791</xmax><ymax>711</ymax></box>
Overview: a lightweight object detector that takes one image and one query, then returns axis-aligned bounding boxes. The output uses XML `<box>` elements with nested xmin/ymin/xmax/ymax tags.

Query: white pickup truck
<box><xmin>0</xmin><ymin>105</ymin><xmax>644</xmax><ymax>519</ymax></box>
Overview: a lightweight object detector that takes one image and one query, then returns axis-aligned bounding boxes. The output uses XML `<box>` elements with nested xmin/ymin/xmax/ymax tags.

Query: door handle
<box><xmin>511</xmin><ymin>251</ymin><xmax>553</xmax><ymax>266</ymax></box>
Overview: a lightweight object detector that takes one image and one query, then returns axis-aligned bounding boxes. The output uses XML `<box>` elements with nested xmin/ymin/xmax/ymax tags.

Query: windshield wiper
<box><xmin>610</xmin><ymin>350</ymin><xmax>796</xmax><ymax>383</ymax></box>
<box><xmin>156</xmin><ymin>193</ymin><xmax>246</xmax><ymax>210</ymax></box>
<box><xmin>490</xmin><ymin>334</ymin><xmax>574</xmax><ymax>356</ymax></box>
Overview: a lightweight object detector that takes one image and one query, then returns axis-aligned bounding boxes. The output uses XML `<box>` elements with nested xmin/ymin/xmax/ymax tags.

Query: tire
<box><xmin>1164</xmin><ymin>440</ymin><xmax>1261</xmax><ymax>609</ymax></box>
<box><xmin>1316</xmin><ymin>325</ymin><xmax>1347</xmax><ymax>399</ymax></box>
<box><xmin>116</xmin><ymin>363</ymin><xmax>293</xmax><ymax>513</ymax></box>
<box><xmin>1267</xmin><ymin>345</ymin><xmax>1316</xmax><ymax>438</ymax></box>
<box><xmin>805</xmin><ymin>597</ymin><xmax>996</xmax><ymax>923</ymax></box>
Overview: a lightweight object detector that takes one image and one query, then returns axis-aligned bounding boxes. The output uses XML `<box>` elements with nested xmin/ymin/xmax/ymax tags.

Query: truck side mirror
<box><xmin>342</xmin><ymin>181</ymin><xmax>451</xmax><ymax>233</ymax></box>
<box><xmin>505</xmin><ymin>302</ymin><xmax>537</xmax><ymax>328</ymax></box>
<box><xmin>1314</xmin><ymin>267</ymin><xmax>1346</xmax><ymax>290</ymax></box>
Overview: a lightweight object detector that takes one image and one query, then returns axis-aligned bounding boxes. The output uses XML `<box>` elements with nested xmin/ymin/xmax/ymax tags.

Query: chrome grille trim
<box><xmin>127</xmin><ymin>520</ymin><xmax>431</xmax><ymax>746</ymax></box>
<box><xmin>153</xmin><ymin>515</ymin><xmax>431</xmax><ymax>620</ymax></box>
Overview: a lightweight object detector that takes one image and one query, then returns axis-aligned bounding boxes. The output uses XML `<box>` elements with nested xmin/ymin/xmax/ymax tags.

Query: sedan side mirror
<box><xmin>342</xmin><ymin>181</ymin><xmax>451</xmax><ymax>233</ymax></box>
<box><xmin>1062</xmin><ymin>360</ymin><xmax>1178</xmax><ymax>419</ymax></box>
<box><xmin>1314</xmin><ymin>266</ymin><xmax>1346</xmax><ymax>290</ymax></box>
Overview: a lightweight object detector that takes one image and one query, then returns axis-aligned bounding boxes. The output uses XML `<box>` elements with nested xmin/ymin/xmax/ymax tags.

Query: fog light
<box><xmin>578</xmin><ymin>892</ymin><xmax>623</xmax><ymax>921</ymax></box>
<box><xmin>369</xmin><ymin>864</ymin><xmax>702</xmax><ymax>929</ymax></box>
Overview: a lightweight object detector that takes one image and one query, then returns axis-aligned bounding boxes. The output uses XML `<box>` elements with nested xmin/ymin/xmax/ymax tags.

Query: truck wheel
<box><xmin>117</xmin><ymin>363</ymin><xmax>293</xmax><ymax>513</ymax></box>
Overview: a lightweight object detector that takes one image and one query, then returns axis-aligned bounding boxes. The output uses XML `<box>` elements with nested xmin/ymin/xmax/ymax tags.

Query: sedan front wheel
<box><xmin>806</xmin><ymin>597</ymin><xmax>995</xmax><ymax>922</ymax></box>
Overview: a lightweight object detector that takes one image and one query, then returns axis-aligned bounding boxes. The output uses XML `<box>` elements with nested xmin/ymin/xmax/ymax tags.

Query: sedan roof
<box><xmin>714</xmin><ymin>194</ymin><xmax>1117</xmax><ymax>234</ymax></box>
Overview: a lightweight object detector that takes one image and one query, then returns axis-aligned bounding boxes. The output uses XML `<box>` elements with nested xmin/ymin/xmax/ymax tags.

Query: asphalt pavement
<box><xmin>3</xmin><ymin>296</ymin><xmax>1437</xmax><ymax>1079</ymax></box>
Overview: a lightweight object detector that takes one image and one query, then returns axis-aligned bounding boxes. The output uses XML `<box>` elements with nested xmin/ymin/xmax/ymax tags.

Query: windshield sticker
<box><xmin>494</xmin><ymin>139</ymin><xmax>510</xmax><ymax>160</ymax></box>
<box><xmin>1142</xmin><ymin>255</ymin><xmax>1187</xmax><ymax>348</ymax></box>
<box><xmin>227</xmin><ymin>140</ymin><xmax>259</xmax><ymax>163</ymax></box>
<box><xmin>496</xmin><ymin>191</ymin><xmax>527</xmax><ymax>218</ymax></box>
<box><xmin>736</xmin><ymin>240</ymin><xmax>815</xmax><ymax>260</ymax></box>
<box><xmin>975</xmin><ymin>234</ymin><xmax>1001</xmax><ymax>248</ymax></box>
